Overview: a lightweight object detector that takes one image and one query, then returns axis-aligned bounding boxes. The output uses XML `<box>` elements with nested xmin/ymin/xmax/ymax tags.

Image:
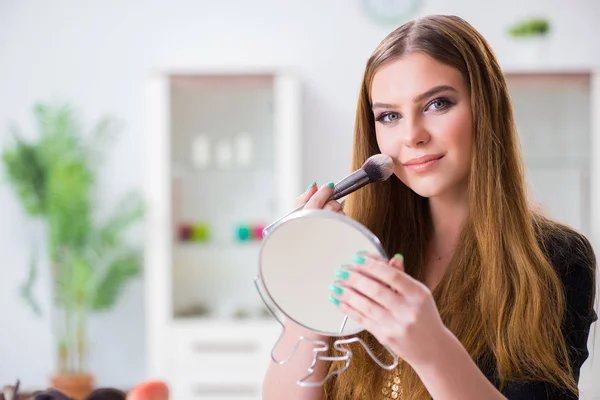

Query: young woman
<box><xmin>262</xmin><ymin>14</ymin><xmax>597</xmax><ymax>400</ymax></box>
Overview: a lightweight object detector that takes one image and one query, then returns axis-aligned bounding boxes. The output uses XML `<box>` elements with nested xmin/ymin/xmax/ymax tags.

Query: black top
<box><xmin>480</xmin><ymin>226</ymin><xmax>598</xmax><ymax>399</ymax></box>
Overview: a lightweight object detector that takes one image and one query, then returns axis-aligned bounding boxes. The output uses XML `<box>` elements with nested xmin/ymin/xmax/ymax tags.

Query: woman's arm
<box><xmin>411</xmin><ymin>327</ymin><xmax>507</xmax><ymax>400</ymax></box>
<box><xmin>262</xmin><ymin>320</ymin><xmax>330</xmax><ymax>400</ymax></box>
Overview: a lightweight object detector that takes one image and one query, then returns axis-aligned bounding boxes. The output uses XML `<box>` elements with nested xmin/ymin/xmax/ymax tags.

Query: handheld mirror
<box><xmin>255</xmin><ymin>209</ymin><xmax>399</xmax><ymax>386</ymax></box>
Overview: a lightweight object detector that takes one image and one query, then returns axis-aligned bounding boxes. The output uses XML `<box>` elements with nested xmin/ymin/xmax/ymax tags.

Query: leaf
<box><xmin>46</xmin><ymin>159</ymin><xmax>93</xmax><ymax>252</ymax></box>
<box><xmin>88</xmin><ymin>192</ymin><xmax>144</xmax><ymax>257</ymax></box>
<box><xmin>1</xmin><ymin>131</ymin><xmax>47</xmax><ymax>216</ymax></box>
<box><xmin>26</xmin><ymin>103</ymin><xmax>95</xmax><ymax>258</ymax></box>
<box><xmin>20</xmin><ymin>247</ymin><xmax>42</xmax><ymax>316</ymax></box>
<box><xmin>508</xmin><ymin>18</ymin><xmax>550</xmax><ymax>37</ymax></box>
<box><xmin>90</xmin><ymin>250</ymin><xmax>142</xmax><ymax>311</ymax></box>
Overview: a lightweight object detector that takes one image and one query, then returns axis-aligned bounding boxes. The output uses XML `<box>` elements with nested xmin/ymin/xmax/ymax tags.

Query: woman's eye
<box><xmin>426</xmin><ymin>98</ymin><xmax>453</xmax><ymax>111</ymax></box>
<box><xmin>376</xmin><ymin>112</ymin><xmax>400</xmax><ymax>123</ymax></box>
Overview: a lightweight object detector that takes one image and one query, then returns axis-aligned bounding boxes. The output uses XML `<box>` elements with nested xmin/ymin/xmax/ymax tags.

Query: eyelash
<box><xmin>375</xmin><ymin>97</ymin><xmax>455</xmax><ymax>124</ymax></box>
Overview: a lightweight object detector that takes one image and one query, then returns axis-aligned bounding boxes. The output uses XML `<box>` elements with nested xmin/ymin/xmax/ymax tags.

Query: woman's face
<box><xmin>371</xmin><ymin>52</ymin><xmax>473</xmax><ymax>200</ymax></box>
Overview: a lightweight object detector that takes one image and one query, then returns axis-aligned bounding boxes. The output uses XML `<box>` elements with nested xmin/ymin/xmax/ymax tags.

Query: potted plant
<box><xmin>508</xmin><ymin>17</ymin><xmax>550</xmax><ymax>38</ymax></box>
<box><xmin>507</xmin><ymin>17</ymin><xmax>551</xmax><ymax>65</ymax></box>
<box><xmin>1</xmin><ymin>103</ymin><xmax>144</xmax><ymax>400</ymax></box>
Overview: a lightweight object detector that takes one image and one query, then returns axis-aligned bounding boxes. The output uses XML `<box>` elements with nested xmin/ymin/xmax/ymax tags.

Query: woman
<box><xmin>262</xmin><ymin>14</ymin><xmax>597</xmax><ymax>400</ymax></box>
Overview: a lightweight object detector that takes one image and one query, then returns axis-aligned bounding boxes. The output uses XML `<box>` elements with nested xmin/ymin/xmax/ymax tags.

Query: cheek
<box><xmin>375</xmin><ymin>129</ymin><xmax>399</xmax><ymax>157</ymax></box>
<box><xmin>431</xmin><ymin>109</ymin><xmax>473</xmax><ymax>158</ymax></box>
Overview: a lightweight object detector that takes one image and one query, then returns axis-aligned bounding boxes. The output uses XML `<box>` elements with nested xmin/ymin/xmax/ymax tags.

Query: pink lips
<box><xmin>403</xmin><ymin>154</ymin><xmax>444</xmax><ymax>172</ymax></box>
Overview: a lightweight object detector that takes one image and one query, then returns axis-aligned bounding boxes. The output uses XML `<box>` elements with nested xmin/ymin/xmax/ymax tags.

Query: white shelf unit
<box><xmin>504</xmin><ymin>71</ymin><xmax>599</xmax><ymax>237</ymax></box>
<box><xmin>144</xmin><ymin>70</ymin><xmax>301</xmax><ymax>399</ymax></box>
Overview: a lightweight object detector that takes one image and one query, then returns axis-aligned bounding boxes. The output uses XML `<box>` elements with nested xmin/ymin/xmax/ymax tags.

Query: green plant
<box><xmin>1</xmin><ymin>103</ymin><xmax>144</xmax><ymax>374</ymax></box>
<box><xmin>508</xmin><ymin>17</ymin><xmax>550</xmax><ymax>38</ymax></box>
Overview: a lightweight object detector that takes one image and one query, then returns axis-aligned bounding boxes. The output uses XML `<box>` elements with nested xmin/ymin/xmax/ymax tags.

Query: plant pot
<box><xmin>50</xmin><ymin>373</ymin><xmax>94</xmax><ymax>400</ymax></box>
<box><xmin>509</xmin><ymin>36</ymin><xmax>549</xmax><ymax>67</ymax></box>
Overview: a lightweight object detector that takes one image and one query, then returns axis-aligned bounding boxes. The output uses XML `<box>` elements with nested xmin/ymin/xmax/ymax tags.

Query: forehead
<box><xmin>370</xmin><ymin>52</ymin><xmax>466</xmax><ymax>101</ymax></box>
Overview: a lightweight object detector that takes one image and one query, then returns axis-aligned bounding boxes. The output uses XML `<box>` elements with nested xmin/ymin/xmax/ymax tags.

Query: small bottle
<box><xmin>215</xmin><ymin>139</ymin><xmax>233</xmax><ymax>169</ymax></box>
<box><xmin>235</xmin><ymin>132</ymin><xmax>253</xmax><ymax>167</ymax></box>
<box><xmin>191</xmin><ymin>134</ymin><xmax>211</xmax><ymax>169</ymax></box>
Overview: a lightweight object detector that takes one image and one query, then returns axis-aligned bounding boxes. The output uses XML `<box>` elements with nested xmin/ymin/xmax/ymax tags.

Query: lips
<box><xmin>403</xmin><ymin>154</ymin><xmax>444</xmax><ymax>166</ymax></box>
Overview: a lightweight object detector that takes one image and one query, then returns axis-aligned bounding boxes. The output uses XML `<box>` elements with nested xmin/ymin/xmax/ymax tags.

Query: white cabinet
<box><xmin>504</xmin><ymin>71</ymin><xmax>600</xmax><ymax>238</ymax></box>
<box><xmin>166</xmin><ymin>321</ymin><xmax>281</xmax><ymax>400</ymax></box>
<box><xmin>144</xmin><ymin>71</ymin><xmax>301</xmax><ymax>399</ymax></box>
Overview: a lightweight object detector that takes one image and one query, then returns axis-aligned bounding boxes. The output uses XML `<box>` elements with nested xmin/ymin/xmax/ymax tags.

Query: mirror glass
<box><xmin>258</xmin><ymin>209</ymin><xmax>388</xmax><ymax>336</ymax></box>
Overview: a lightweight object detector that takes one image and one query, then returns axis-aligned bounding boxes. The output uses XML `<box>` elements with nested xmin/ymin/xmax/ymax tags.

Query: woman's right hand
<box><xmin>297</xmin><ymin>182</ymin><xmax>344</xmax><ymax>214</ymax></box>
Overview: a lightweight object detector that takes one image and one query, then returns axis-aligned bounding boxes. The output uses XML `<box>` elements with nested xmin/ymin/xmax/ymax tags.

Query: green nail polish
<box><xmin>352</xmin><ymin>254</ymin><xmax>366</xmax><ymax>264</ymax></box>
<box><xmin>356</xmin><ymin>250</ymin><xmax>369</xmax><ymax>254</ymax></box>
<box><xmin>329</xmin><ymin>295</ymin><xmax>340</xmax><ymax>306</ymax></box>
<box><xmin>306</xmin><ymin>181</ymin><xmax>316</xmax><ymax>191</ymax></box>
<box><xmin>327</xmin><ymin>181</ymin><xmax>334</xmax><ymax>188</ymax></box>
<box><xmin>335</xmin><ymin>269</ymin><xmax>350</xmax><ymax>279</ymax></box>
<box><xmin>329</xmin><ymin>285</ymin><xmax>343</xmax><ymax>295</ymax></box>
<box><xmin>394</xmin><ymin>253</ymin><xmax>404</xmax><ymax>263</ymax></box>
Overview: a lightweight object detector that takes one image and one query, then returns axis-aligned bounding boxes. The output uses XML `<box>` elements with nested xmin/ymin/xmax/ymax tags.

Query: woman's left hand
<box><xmin>329</xmin><ymin>251</ymin><xmax>451</xmax><ymax>368</ymax></box>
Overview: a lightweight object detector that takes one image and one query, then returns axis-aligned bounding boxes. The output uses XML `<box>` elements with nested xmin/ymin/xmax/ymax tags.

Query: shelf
<box><xmin>171</xmin><ymin>162</ymin><xmax>275</xmax><ymax>177</ymax></box>
<box><xmin>173</xmin><ymin>241</ymin><xmax>263</xmax><ymax>249</ymax></box>
<box><xmin>171</xmin><ymin>317</ymin><xmax>278</xmax><ymax>329</ymax></box>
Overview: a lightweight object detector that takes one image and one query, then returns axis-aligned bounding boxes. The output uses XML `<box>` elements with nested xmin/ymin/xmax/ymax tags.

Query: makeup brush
<box><xmin>328</xmin><ymin>153</ymin><xmax>394</xmax><ymax>200</ymax></box>
<box><xmin>262</xmin><ymin>153</ymin><xmax>394</xmax><ymax>237</ymax></box>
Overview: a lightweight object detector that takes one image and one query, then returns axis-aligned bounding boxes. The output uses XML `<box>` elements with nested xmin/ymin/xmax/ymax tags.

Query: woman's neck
<box><xmin>423</xmin><ymin>190</ymin><xmax>469</xmax><ymax>289</ymax></box>
<box><xmin>429</xmin><ymin>194</ymin><xmax>468</xmax><ymax>256</ymax></box>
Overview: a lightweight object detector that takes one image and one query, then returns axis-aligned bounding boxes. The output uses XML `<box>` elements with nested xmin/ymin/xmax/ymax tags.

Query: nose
<box><xmin>402</xmin><ymin>117</ymin><xmax>430</xmax><ymax>148</ymax></box>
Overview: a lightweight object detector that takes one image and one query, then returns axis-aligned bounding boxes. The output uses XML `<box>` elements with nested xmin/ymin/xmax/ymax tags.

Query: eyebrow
<box><xmin>371</xmin><ymin>85</ymin><xmax>458</xmax><ymax>110</ymax></box>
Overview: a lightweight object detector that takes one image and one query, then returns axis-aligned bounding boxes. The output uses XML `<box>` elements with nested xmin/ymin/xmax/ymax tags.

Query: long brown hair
<box><xmin>325</xmin><ymin>15</ymin><xmax>584</xmax><ymax>399</ymax></box>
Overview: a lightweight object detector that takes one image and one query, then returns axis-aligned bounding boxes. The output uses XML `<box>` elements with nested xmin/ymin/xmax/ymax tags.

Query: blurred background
<box><xmin>1</xmin><ymin>0</ymin><xmax>599</xmax><ymax>399</ymax></box>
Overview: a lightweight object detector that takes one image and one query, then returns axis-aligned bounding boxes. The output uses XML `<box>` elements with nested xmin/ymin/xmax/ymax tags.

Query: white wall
<box><xmin>0</xmin><ymin>0</ymin><xmax>599</xmax><ymax>395</ymax></box>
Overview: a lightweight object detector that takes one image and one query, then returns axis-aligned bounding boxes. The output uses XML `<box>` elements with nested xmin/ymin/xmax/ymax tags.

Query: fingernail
<box><xmin>335</xmin><ymin>269</ymin><xmax>350</xmax><ymax>279</ymax></box>
<box><xmin>329</xmin><ymin>285</ymin><xmax>343</xmax><ymax>295</ymax></box>
<box><xmin>329</xmin><ymin>295</ymin><xmax>340</xmax><ymax>306</ymax></box>
<box><xmin>306</xmin><ymin>181</ymin><xmax>316</xmax><ymax>191</ymax></box>
<box><xmin>394</xmin><ymin>253</ymin><xmax>404</xmax><ymax>263</ymax></box>
<box><xmin>326</xmin><ymin>181</ymin><xmax>334</xmax><ymax>188</ymax></box>
<box><xmin>356</xmin><ymin>250</ymin><xmax>369</xmax><ymax>255</ymax></box>
<box><xmin>352</xmin><ymin>254</ymin><xmax>366</xmax><ymax>265</ymax></box>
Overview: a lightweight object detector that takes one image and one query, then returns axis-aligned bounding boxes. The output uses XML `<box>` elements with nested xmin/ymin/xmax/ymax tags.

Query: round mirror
<box><xmin>258</xmin><ymin>209</ymin><xmax>388</xmax><ymax>337</ymax></box>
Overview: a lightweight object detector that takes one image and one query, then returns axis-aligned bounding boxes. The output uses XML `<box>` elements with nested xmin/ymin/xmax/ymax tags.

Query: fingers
<box><xmin>388</xmin><ymin>253</ymin><xmax>405</xmax><ymax>272</ymax></box>
<box><xmin>296</xmin><ymin>181</ymin><xmax>318</xmax><ymax>206</ymax></box>
<box><xmin>304</xmin><ymin>181</ymin><xmax>336</xmax><ymax>210</ymax></box>
<box><xmin>335</xmin><ymin>284</ymin><xmax>389</xmax><ymax>324</ymax></box>
<box><xmin>336</xmin><ymin>270</ymin><xmax>400</xmax><ymax>313</ymax></box>
<box><xmin>296</xmin><ymin>181</ymin><xmax>343</xmax><ymax>213</ymax></box>
<box><xmin>323</xmin><ymin>199</ymin><xmax>343</xmax><ymax>212</ymax></box>
<box><xmin>347</xmin><ymin>252</ymin><xmax>422</xmax><ymax>301</ymax></box>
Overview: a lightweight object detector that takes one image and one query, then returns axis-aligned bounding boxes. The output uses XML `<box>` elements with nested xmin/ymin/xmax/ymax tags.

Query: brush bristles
<box><xmin>362</xmin><ymin>154</ymin><xmax>394</xmax><ymax>182</ymax></box>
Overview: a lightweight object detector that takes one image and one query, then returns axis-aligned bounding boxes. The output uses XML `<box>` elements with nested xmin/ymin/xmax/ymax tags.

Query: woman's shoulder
<box><xmin>534</xmin><ymin>216</ymin><xmax>596</xmax><ymax>276</ymax></box>
<box><xmin>534</xmin><ymin>216</ymin><xmax>597</xmax><ymax>323</ymax></box>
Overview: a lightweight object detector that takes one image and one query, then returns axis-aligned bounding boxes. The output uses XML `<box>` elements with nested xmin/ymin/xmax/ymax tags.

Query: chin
<box><xmin>400</xmin><ymin>179</ymin><xmax>448</xmax><ymax>199</ymax></box>
<box><xmin>410</xmin><ymin>187</ymin><xmax>444</xmax><ymax>199</ymax></box>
